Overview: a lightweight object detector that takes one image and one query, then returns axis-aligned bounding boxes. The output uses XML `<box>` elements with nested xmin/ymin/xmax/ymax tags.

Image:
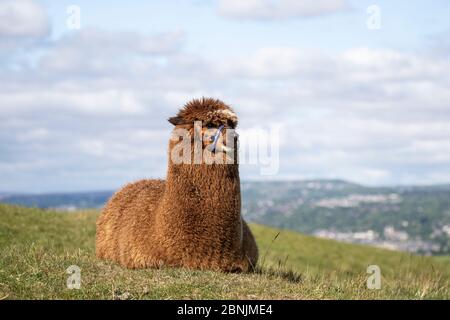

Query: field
<box><xmin>3</xmin><ymin>180</ymin><xmax>450</xmax><ymax>255</ymax></box>
<box><xmin>0</xmin><ymin>204</ymin><xmax>449</xmax><ymax>299</ymax></box>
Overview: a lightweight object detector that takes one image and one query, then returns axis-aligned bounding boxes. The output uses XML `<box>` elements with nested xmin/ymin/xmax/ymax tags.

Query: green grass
<box><xmin>0</xmin><ymin>203</ymin><xmax>449</xmax><ymax>299</ymax></box>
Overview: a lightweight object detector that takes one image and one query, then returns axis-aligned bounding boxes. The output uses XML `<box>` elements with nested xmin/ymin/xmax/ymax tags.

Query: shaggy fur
<box><xmin>168</xmin><ymin>98</ymin><xmax>238</xmax><ymax>128</ymax></box>
<box><xmin>96</xmin><ymin>98</ymin><xmax>258</xmax><ymax>272</ymax></box>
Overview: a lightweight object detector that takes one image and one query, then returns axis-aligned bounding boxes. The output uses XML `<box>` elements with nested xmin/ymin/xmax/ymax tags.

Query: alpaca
<box><xmin>96</xmin><ymin>98</ymin><xmax>258</xmax><ymax>272</ymax></box>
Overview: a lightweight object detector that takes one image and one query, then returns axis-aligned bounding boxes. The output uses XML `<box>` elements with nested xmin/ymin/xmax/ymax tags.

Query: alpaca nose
<box><xmin>219</xmin><ymin>145</ymin><xmax>233</xmax><ymax>153</ymax></box>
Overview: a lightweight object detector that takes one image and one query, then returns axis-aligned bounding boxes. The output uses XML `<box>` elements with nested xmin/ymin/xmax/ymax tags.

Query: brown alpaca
<box><xmin>96</xmin><ymin>98</ymin><xmax>258</xmax><ymax>272</ymax></box>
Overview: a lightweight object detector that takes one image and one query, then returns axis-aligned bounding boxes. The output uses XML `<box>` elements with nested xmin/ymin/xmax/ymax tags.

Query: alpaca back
<box><xmin>96</xmin><ymin>179</ymin><xmax>165</xmax><ymax>267</ymax></box>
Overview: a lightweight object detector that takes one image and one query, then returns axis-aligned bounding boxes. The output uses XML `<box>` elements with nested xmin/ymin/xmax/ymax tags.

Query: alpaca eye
<box><xmin>210</xmin><ymin>136</ymin><xmax>215</xmax><ymax>142</ymax></box>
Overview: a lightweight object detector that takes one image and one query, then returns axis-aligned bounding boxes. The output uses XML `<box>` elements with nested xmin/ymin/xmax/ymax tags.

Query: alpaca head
<box><xmin>168</xmin><ymin>98</ymin><xmax>239</xmax><ymax>164</ymax></box>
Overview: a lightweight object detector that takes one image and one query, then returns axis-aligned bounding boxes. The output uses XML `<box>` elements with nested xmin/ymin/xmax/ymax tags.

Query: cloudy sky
<box><xmin>1</xmin><ymin>0</ymin><xmax>450</xmax><ymax>192</ymax></box>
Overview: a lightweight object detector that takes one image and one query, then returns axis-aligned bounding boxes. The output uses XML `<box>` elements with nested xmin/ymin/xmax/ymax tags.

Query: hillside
<box><xmin>242</xmin><ymin>180</ymin><xmax>450</xmax><ymax>255</ymax></box>
<box><xmin>2</xmin><ymin>180</ymin><xmax>450</xmax><ymax>255</ymax></box>
<box><xmin>0</xmin><ymin>204</ymin><xmax>449</xmax><ymax>299</ymax></box>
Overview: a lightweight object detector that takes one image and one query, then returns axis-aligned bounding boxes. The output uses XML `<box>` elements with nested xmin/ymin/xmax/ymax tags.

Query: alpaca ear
<box><xmin>168</xmin><ymin>116</ymin><xmax>184</xmax><ymax>126</ymax></box>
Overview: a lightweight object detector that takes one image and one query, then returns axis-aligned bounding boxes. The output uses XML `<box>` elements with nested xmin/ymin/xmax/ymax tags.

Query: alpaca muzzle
<box><xmin>208</xmin><ymin>124</ymin><xmax>225</xmax><ymax>153</ymax></box>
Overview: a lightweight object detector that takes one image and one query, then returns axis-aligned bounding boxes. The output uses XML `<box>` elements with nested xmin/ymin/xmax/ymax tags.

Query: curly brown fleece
<box><xmin>96</xmin><ymin>98</ymin><xmax>258</xmax><ymax>272</ymax></box>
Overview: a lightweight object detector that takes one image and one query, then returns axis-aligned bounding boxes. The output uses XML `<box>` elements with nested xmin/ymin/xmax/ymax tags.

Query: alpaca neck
<box><xmin>165</xmin><ymin>163</ymin><xmax>240</xmax><ymax>212</ymax></box>
<box><xmin>160</xmin><ymin>162</ymin><xmax>242</xmax><ymax>236</ymax></box>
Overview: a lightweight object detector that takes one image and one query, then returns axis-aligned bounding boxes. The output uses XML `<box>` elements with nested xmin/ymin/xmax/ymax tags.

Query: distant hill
<box><xmin>0</xmin><ymin>204</ymin><xmax>448</xmax><ymax>299</ymax></box>
<box><xmin>241</xmin><ymin>180</ymin><xmax>450</xmax><ymax>255</ymax></box>
<box><xmin>1</xmin><ymin>179</ymin><xmax>450</xmax><ymax>255</ymax></box>
<box><xmin>0</xmin><ymin>191</ymin><xmax>112</xmax><ymax>211</ymax></box>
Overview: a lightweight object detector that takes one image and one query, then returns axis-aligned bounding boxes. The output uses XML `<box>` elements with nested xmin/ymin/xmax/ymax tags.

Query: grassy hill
<box><xmin>3</xmin><ymin>180</ymin><xmax>450</xmax><ymax>255</ymax></box>
<box><xmin>0</xmin><ymin>204</ymin><xmax>448</xmax><ymax>299</ymax></box>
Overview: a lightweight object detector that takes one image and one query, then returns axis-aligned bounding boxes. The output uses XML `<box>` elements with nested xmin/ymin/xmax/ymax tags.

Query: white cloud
<box><xmin>218</xmin><ymin>0</ymin><xmax>348</xmax><ymax>20</ymax></box>
<box><xmin>0</xmin><ymin>0</ymin><xmax>50</xmax><ymax>38</ymax></box>
<box><xmin>38</xmin><ymin>28</ymin><xmax>184</xmax><ymax>74</ymax></box>
<box><xmin>78</xmin><ymin>129</ymin><xmax>168</xmax><ymax>160</ymax></box>
<box><xmin>16</xmin><ymin>128</ymin><xmax>49</xmax><ymax>142</ymax></box>
<box><xmin>0</xmin><ymin>89</ymin><xmax>146</xmax><ymax>116</ymax></box>
<box><xmin>2</xmin><ymin>24</ymin><xmax>450</xmax><ymax>191</ymax></box>
<box><xmin>217</xmin><ymin>47</ymin><xmax>450</xmax><ymax>120</ymax></box>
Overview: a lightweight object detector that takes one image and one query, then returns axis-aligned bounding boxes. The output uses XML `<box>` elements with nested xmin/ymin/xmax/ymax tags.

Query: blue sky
<box><xmin>40</xmin><ymin>0</ymin><xmax>450</xmax><ymax>53</ymax></box>
<box><xmin>1</xmin><ymin>0</ymin><xmax>450</xmax><ymax>192</ymax></box>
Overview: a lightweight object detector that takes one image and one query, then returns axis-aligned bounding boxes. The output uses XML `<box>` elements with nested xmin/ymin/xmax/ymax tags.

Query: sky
<box><xmin>1</xmin><ymin>0</ymin><xmax>450</xmax><ymax>192</ymax></box>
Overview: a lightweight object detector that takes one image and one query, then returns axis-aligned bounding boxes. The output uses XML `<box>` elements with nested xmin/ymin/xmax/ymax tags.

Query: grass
<box><xmin>0</xmin><ymin>203</ymin><xmax>449</xmax><ymax>299</ymax></box>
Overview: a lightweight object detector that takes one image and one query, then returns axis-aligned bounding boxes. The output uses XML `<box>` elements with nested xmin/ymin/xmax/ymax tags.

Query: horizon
<box><xmin>2</xmin><ymin>178</ymin><xmax>450</xmax><ymax>195</ymax></box>
<box><xmin>1</xmin><ymin>0</ymin><xmax>450</xmax><ymax>192</ymax></box>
